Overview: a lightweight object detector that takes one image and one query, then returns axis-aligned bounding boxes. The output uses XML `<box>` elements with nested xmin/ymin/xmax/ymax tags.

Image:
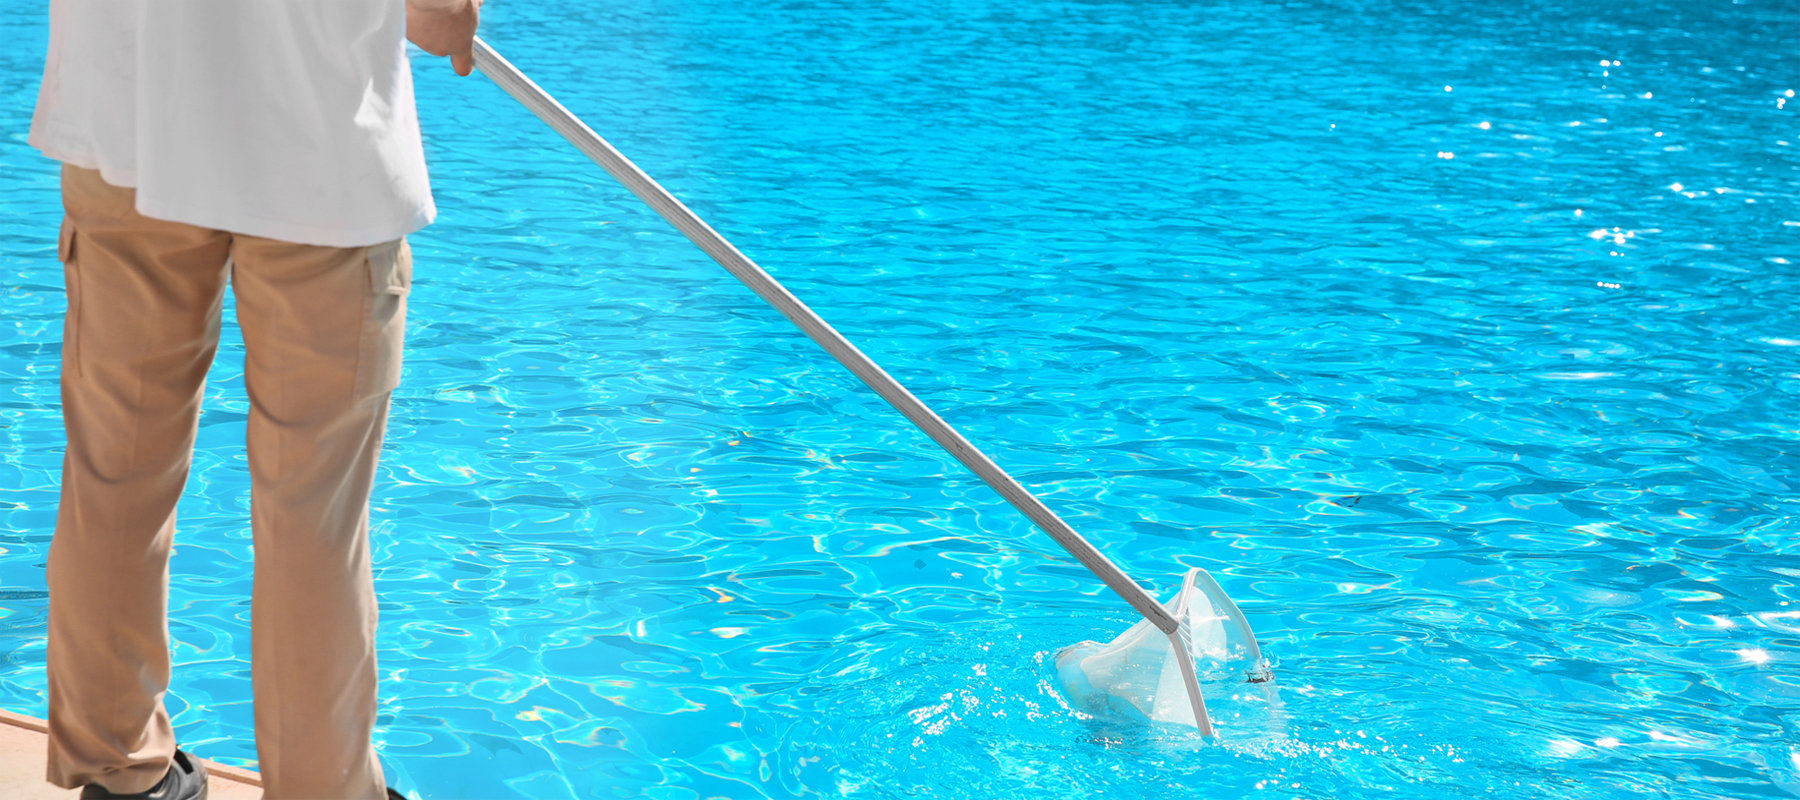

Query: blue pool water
<box><xmin>3</xmin><ymin>0</ymin><xmax>1799</xmax><ymax>797</ymax></box>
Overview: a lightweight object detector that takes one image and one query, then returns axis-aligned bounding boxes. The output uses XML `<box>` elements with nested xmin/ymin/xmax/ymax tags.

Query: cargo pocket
<box><xmin>366</xmin><ymin>239</ymin><xmax>411</xmax><ymax>296</ymax></box>
<box><xmin>353</xmin><ymin>239</ymin><xmax>410</xmax><ymax>400</ymax></box>
<box><xmin>58</xmin><ymin>216</ymin><xmax>82</xmax><ymax>377</ymax></box>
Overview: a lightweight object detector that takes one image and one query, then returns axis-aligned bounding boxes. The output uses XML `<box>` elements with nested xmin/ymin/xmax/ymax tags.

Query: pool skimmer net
<box><xmin>470</xmin><ymin>36</ymin><xmax>1273</xmax><ymax>739</ymax></box>
<box><xmin>1055</xmin><ymin>568</ymin><xmax>1271</xmax><ymax>736</ymax></box>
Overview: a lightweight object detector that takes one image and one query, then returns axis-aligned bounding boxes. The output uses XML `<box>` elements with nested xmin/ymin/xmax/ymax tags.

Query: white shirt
<box><xmin>29</xmin><ymin>1</ymin><xmax>435</xmax><ymax>248</ymax></box>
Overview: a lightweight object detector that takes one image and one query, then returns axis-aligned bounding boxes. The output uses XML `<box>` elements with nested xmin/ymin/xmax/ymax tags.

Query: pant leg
<box><xmin>46</xmin><ymin>165</ymin><xmax>232</xmax><ymax>793</ymax></box>
<box><xmin>229</xmin><ymin>233</ymin><xmax>409</xmax><ymax>800</ymax></box>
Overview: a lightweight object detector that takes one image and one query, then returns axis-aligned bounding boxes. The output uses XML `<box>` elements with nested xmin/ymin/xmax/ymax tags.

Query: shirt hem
<box><xmin>132</xmin><ymin>199</ymin><xmax>436</xmax><ymax>249</ymax></box>
<box><xmin>29</xmin><ymin>128</ymin><xmax>140</xmax><ymax>188</ymax></box>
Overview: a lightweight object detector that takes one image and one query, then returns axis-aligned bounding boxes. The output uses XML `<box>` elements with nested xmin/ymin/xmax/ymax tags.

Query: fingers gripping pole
<box><xmin>469</xmin><ymin>36</ymin><xmax>1180</xmax><ymax>635</ymax></box>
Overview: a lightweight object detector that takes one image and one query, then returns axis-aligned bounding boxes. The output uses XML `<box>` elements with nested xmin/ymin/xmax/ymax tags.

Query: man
<box><xmin>29</xmin><ymin>1</ymin><xmax>481</xmax><ymax>798</ymax></box>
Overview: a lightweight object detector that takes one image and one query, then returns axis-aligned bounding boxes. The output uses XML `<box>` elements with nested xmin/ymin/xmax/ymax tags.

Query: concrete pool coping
<box><xmin>0</xmin><ymin>708</ymin><xmax>262</xmax><ymax>799</ymax></box>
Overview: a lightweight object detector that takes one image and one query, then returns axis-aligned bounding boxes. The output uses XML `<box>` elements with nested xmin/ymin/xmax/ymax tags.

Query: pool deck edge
<box><xmin>0</xmin><ymin>708</ymin><xmax>262</xmax><ymax>798</ymax></box>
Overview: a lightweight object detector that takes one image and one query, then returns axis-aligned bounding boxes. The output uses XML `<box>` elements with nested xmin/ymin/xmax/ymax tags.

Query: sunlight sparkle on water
<box><xmin>1736</xmin><ymin>649</ymin><xmax>1771</xmax><ymax>665</ymax></box>
<box><xmin>1549</xmin><ymin>739</ymin><xmax>1585</xmax><ymax>757</ymax></box>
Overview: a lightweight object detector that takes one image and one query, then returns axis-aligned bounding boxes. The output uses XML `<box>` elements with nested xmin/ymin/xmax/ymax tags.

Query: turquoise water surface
<box><xmin>3</xmin><ymin>1</ymin><xmax>1799</xmax><ymax>798</ymax></box>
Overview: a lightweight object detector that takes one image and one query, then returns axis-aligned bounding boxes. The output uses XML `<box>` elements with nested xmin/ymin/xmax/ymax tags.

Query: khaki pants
<box><xmin>46</xmin><ymin>165</ymin><xmax>407</xmax><ymax>800</ymax></box>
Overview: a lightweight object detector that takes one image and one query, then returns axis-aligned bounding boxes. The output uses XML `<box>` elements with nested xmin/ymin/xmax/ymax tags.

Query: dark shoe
<box><xmin>79</xmin><ymin>749</ymin><xmax>208</xmax><ymax>800</ymax></box>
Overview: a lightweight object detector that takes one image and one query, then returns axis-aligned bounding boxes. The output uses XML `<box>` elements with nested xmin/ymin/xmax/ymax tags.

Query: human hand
<box><xmin>406</xmin><ymin>0</ymin><xmax>483</xmax><ymax>76</ymax></box>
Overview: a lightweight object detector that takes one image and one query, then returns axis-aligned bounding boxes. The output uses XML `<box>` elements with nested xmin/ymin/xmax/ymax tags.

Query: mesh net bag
<box><xmin>1054</xmin><ymin>567</ymin><xmax>1271</xmax><ymax>734</ymax></box>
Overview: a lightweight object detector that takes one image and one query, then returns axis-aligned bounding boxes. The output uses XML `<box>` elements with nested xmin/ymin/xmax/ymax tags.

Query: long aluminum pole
<box><xmin>470</xmin><ymin>37</ymin><xmax>1178</xmax><ymax>635</ymax></box>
